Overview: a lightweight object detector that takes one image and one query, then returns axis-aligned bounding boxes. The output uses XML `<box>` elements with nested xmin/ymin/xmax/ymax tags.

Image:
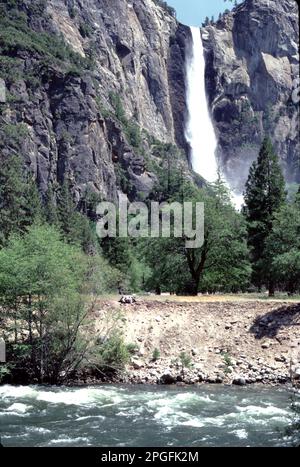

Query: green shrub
<box><xmin>0</xmin><ymin>365</ymin><xmax>11</xmax><ymax>384</ymax></box>
<box><xmin>222</xmin><ymin>352</ymin><xmax>233</xmax><ymax>374</ymax></box>
<box><xmin>0</xmin><ymin>123</ymin><xmax>28</xmax><ymax>146</ymax></box>
<box><xmin>97</xmin><ymin>333</ymin><xmax>131</xmax><ymax>369</ymax></box>
<box><xmin>179</xmin><ymin>352</ymin><xmax>192</xmax><ymax>374</ymax></box>
<box><xmin>127</xmin><ymin>343</ymin><xmax>139</xmax><ymax>355</ymax></box>
<box><xmin>109</xmin><ymin>92</ymin><xmax>127</xmax><ymax>124</ymax></box>
<box><xmin>0</xmin><ymin>6</ymin><xmax>91</xmax><ymax>75</ymax></box>
<box><xmin>79</xmin><ymin>22</ymin><xmax>93</xmax><ymax>38</ymax></box>
<box><xmin>152</xmin><ymin>348</ymin><xmax>160</xmax><ymax>361</ymax></box>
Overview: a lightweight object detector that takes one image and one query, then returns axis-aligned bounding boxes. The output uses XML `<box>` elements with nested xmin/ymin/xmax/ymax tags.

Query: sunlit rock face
<box><xmin>0</xmin><ymin>0</ymin><xmax>191</xmax><ymax>202</ymax></box>
<box><xmin>202</xmin><ymin>0</ymin><xmax>299</xmax><ymax>194</ymax></box>
<box><xmin>1</xmin><ymin>0</ymin><xmax>298</xmax><ymax>203</ymax></box>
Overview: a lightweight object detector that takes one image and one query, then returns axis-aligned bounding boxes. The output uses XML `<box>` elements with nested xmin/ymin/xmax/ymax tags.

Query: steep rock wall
<box><xmin>202</xmin><ymin>0</ymin><xmax>299</xmax><ymax>193</ymax></box>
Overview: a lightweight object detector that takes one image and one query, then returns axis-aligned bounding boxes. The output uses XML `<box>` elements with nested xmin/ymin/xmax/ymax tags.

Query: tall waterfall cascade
<box><xmin>185</xmin><ymin>26</ymin><xmax>218</xmax><ymax>183</ymax></box>
<box><xmin>185</xmin><ymin>27</ymin><xmax>244</xmax><ymax>209</ymax></box>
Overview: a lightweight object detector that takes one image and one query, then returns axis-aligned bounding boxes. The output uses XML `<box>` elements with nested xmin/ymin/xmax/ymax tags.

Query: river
<box><xmin>0</xmin><ymin>384</ymin><xmax>295</xmax><ymax>447</ymax></box>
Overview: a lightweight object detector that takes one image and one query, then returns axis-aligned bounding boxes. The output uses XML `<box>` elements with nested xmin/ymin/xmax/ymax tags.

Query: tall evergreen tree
<box><xmin>44</xmin><ymin>185</ymin><xmax>59</xmax><ymax>226</ymax></box>
<box><xmin>244</xmin><ymin>137</ymin><xmax>286</xmax><ymax>295</ymax></box>
<box><xmin>23</xmin><ymin>175</ymin><xmax>43</xmax><ymax>226</ymax></box>
<box><xmin>57</xmin><ymin>179</ymin><xmax>97</xmax><ymax>253</ymax></box>
<box><xmin>0</xmin><ymin>154</ymin><xmax>26</xmax><ymax>245</ymax></box>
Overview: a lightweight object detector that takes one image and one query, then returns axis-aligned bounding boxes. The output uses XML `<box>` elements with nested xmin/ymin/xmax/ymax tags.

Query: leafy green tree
<box><xmin>265</xmin><ymin>198</ymin><xmax>300</xmax><ymax>294</ymax></box>
<box><xmin>185</xmin><ymin>181</ymin><xmax>250</xmax><ymax>295</ymax></box>
<box><xmin>0</xmin><ymin>224</ymin><xmax>114</xmax><ymax>383</ymax></box>
<box><xmin>141</xmin><ymin>179</ymin><xmax>251</xmax><ymax>295</ymax></box>
<box><xmin>244</xmin><ymin>138</ymin><xmax>286</xmax><ymax>295</ymax></box>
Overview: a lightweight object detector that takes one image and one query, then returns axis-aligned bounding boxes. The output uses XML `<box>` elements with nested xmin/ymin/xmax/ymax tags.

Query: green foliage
<box><xmin>57</xmin><ymin>179</ymin><xmax>98</xmax><ymax>253</ymax></box>
<box><xmin>101</xmin><ymin>236</ymin><xmax>142</xmax><ymax>293</ymax></box>
<box><xmin>79</xmin><ymin>22</ymin><xmax>93</xmax><ymax>39</ymax></box>
<box><xmin>0</xmin><ymin>56</ymin><xmax>23</xmax><ymax>83</ymax></box>
<box><xmin>0</xmin><ymin>365</ymin><xmax>11</xmax><ymax>384</ymax></box>
<box><xmin>140</xmin><ymin>177</ymin><xmax>251</xmax><ymax>295</ymax></box>
<box><xmin>115</xmin><ymin>163</ymin><xmax>134</xmax><ymax>195</ymax></box>
<box><xmin>0</xmin><ymin>3</ymin><xmax>92</xmax><ymax>77</ymax></box>
<box><xmin>0</xmin><ymin>123</ymin><xmax>28</xmax><ymax>146</ymax></box>
<box><xmin>109</xmin><ymin>92</ymin><xmax>127</xmax><ymax>124</ymax></box>
<box><xmin>244</xmin><ymin>138</ymin><xmax>286</xmax><ymax>294</ymax></box>
<box><xmin>96</xmin><ymin>332</ymin><xmax>131</xmax><ymax>369</ymax></box>
<box><xmin>127</xmin><ymin>343</ymin><xmax>139</xmax><ymax>355</ymax></box>
<box><xmin>109</xmin><ymin>92</ymin><xmax>142</xmax><ymax>148</ymax></box>
<box><xmin>179</xmin><ymin>352</ymin><xmax>192</xmax><ymax>375</ymax></box>
<box><xmin>125</xmin><ymin>122</ymin><xmax>142</xmax><ymax>149</ymax></box>
<box><xmin>0</xmin><ymin>224</ymin><xmax>103</xmax><ymax>383</ymax></box>
<box><xmin>152</xmin><ymin>348</ymin><xmax>160</xmax><ymax>361</ymax></box>
<box><xmin>265</xmin><ymin>199</ymin><xmax>300</xmax><ymax>294</ymax></box>
<box><xmin>0</xmin><ymin>154</ymin><xmax>27</xmax><ymax>245</ymax></box>
<box><xmin>222</xmin><ymin>352</ymin><xmax>233</xmax><ymax>374</ymax></box>
<box><xmin>152</xmin><ymin>0</ymin><xmax>176</xmax><ymax>17</ymax></box>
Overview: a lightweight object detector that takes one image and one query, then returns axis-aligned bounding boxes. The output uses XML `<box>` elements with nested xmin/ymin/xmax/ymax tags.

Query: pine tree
<box><xmin>57</xmin><ymin>179</ymin><xmax>97</xmax><ymax>253</ymax></box>
<box><xmin>23</xmin><ymin>175</ymin><xmax>43</xmax><ymax>226</ymax></box>
<box><xmin>0</xmin><ymin>154</ymin><xmax>26</xmax><ymax>245</ymax></box>
<box><xmin>44</xmin><ymin>185</ymin><xmax>59</xmax><ymax>226</ymax></box>
<box><xmin>57</xmin><ymin>179</ymin><xmax>78</xmax><ymax>241</ymax></box>
<box><xmin>244</xmin><ymin>137</ymin><xmax>286</xmax><ymax>295</ymax></box>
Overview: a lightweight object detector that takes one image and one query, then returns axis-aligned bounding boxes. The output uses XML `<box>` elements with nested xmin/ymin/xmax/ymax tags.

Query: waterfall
<box><xmin>185</xmin><ymin>26</ymin><xmax>244</xmax><ymax>209</ymax></box>
<box><xmin>185</xmin><ymin>26</ymin><xmax>218</xmax><ymax>183</ymax></box>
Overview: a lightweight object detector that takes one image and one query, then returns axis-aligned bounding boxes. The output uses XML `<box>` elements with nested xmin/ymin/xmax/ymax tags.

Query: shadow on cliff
<box><xmin>249</xmin><ymin>303</ymin><xmax>300</xmax><ymax>339</ymax></box>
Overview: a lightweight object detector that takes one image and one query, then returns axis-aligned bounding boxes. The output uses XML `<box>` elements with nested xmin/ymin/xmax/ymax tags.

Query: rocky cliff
<box><xmin>0</xmin><ymin>0</ymin><xmax>191</xmax><ymax>203</ymax></box>
<box><xmin>0</xmin><ymin>0</ymin><xmax>299</xmax><ymax>204</ymax></box>
<box><xmin>203</xmin><ymin>0</ymin><xmax>299</xmax><ymax>193</ymax></box>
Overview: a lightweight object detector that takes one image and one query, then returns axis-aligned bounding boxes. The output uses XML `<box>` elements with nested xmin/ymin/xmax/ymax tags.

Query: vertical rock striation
<box><xmin>202</xmin><ymin>0</ymin><xmax>299</xmax><ymax>193</ymax></box>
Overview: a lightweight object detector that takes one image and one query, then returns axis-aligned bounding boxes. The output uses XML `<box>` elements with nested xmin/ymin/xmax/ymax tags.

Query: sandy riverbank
<box><xmin>83</xmin><ymin>296</ymin><xmax>300</xmax><ymax>387</ymax></box>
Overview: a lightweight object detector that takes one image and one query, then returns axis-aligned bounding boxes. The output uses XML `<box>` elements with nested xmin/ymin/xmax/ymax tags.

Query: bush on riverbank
<box><xmin>0</xmin><ymin>224</ymin><xmax>123</xmax><ymax>384</ymax></box>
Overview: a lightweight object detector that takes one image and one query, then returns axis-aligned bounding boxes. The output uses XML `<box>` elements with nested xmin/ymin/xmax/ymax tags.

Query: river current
<box><xmin>0</xmin><ymin>384</ymin><xmax>295</xmax><ymax>447</ymax></box>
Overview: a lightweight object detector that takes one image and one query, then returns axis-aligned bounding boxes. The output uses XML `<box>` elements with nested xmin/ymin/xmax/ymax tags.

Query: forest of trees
<box><xmin>0</xmin><ymin>137</ymin><xmax>299</xmax><ymax>384</ymax></box>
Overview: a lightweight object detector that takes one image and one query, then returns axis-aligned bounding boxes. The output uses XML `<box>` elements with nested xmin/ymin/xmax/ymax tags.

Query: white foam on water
<box><xmin>26</xmin><ymin>427</ymin><xmax>52</xmax><ymax>434</ymax></box>
<box><xmin>48</xmin><ymin>437</ymin><xmax>91</xmax><ymax>445</ymax></box>
<box><xmin>236</xmin><ymin>405</ymin><xmax>289</xmax><ymax>417</ymax></box>
<box><xmin>0</xmin><ymin>385</ymin><xmax>38</xmax><ymax>399</ymax></box>
<box><xmin>231</xmin><ymin>429</ymin><xmax>249</xmax><ymax>440</ymax></box>
<box><xmin>5</xmin><ymin>403</ymin><xmax>32</xmax><ymax>414</ymax></box>
<box><xmin>146</xmin><ymin>392</ymin><xmax>212</xmax><ymax>410</ymax></box>
<box><xmin>36</xmin><ymin>387</ymin><xmax>124</xmax><ymax>406</ymax></box>
<box><xmin>75</xmin><ymin>415</ymin><xmax>106</xmax><ymax>422</ymax></box>
<box><xmin>181</xmin><ymin>419</ymin><xmax>204</xmax><ymax>428</ymax></box>
<box><xmin>153</xmin><ymin>406</ymin><xmax>192</xmax><ymax>427</ymax></box>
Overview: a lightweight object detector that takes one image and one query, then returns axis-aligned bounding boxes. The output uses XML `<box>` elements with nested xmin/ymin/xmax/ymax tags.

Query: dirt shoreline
<box><xmin>86</xmin><ymin>297</ymin><xmax>300</xmax><ymax>388</ymax></box>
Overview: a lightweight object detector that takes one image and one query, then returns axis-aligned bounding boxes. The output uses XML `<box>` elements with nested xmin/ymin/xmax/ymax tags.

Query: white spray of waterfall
<box><xmin>185</xmin><ymin>26</ymin><xmax>218</xmax><ymax>183</ymax></box>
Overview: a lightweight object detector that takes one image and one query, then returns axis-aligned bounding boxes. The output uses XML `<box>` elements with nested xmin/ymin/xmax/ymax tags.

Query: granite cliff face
<box><xmin>0</xmin><ymin>0</ymin><xmax>299</xmax><ymax>204</ymax></box>
<box><xmin>0</xmin><ymin>0</ymin><xmax>191</xmax><ymax>203</ymax></box>
<box><xmin>203</xmin><ymin>0</ymin><xmax>299</xmax><ymax>193</ymax></box>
